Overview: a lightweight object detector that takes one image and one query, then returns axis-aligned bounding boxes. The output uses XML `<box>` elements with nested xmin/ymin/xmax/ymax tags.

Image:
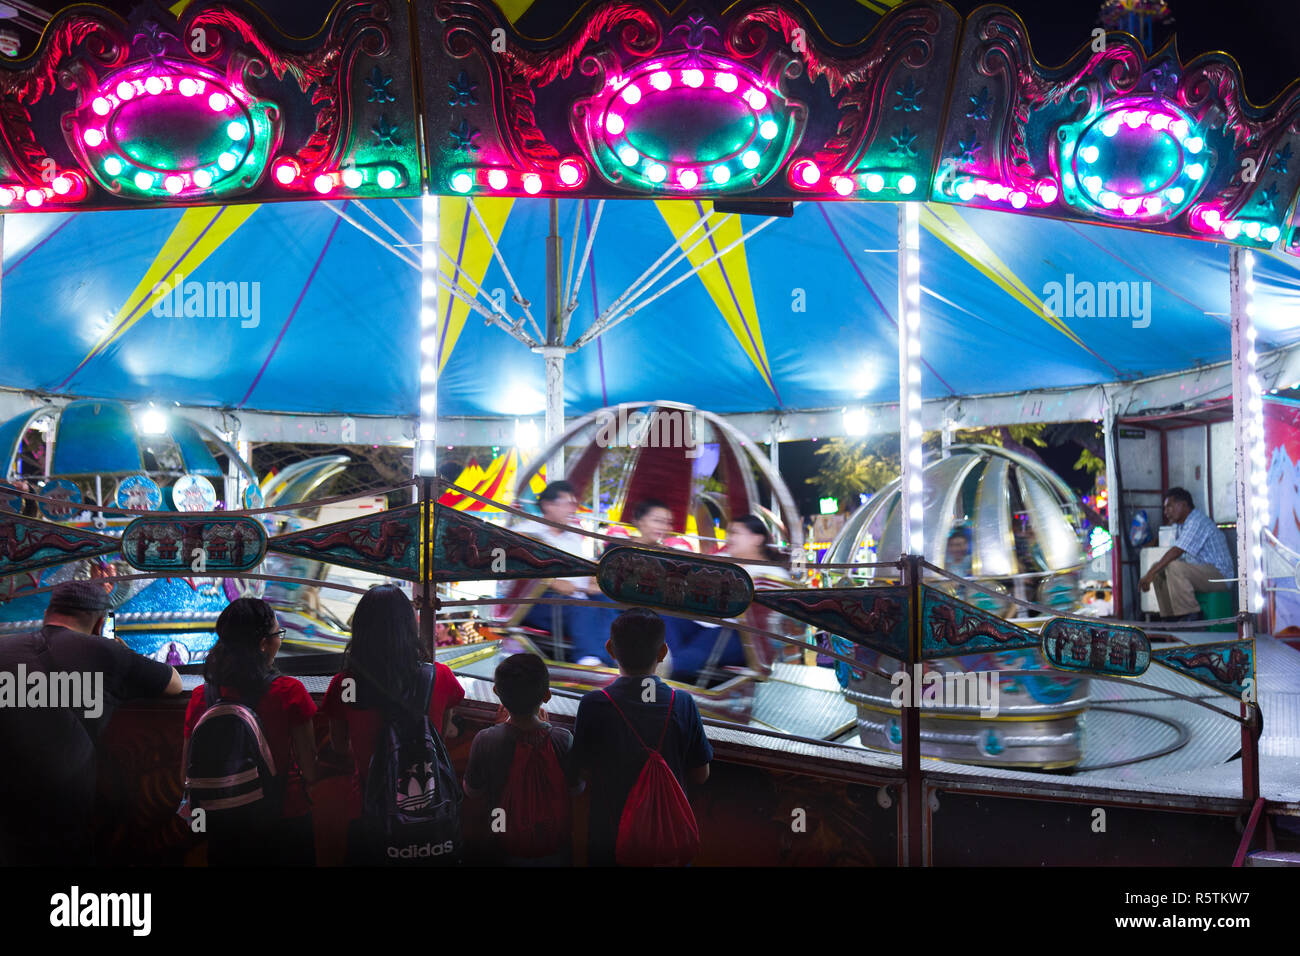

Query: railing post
<box><xmin>420</xmin><ymin>475</ymin><xmax>436</xmax><ymax>653</ymax></box>
<box><xmin>1241</xmin><ymin>700</ymin><xmax>1261</xmax><ymax>803</ymax></box>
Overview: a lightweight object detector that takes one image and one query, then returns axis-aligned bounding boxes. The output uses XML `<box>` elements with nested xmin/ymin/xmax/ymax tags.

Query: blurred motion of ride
<box><xmin>487</xmin><ymin>402</ymin><xmax>814</xmax><ymax>724</ymax></box>
<box><xmin>822</xmin><ymin>445</ymin><xmax>1093</xmax><ymax>769</ymax></box>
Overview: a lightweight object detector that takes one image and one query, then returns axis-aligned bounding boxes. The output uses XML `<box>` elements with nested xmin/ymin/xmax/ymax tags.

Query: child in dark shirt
<box><xmin>571</xmin><ymin>608</ymin><xmax>713</xmax><ymax>866</ymax></box>
<box><xmin>464</xmin><ymin>653</ymin><xmax>581</xmax><ymax>865</ymax></box>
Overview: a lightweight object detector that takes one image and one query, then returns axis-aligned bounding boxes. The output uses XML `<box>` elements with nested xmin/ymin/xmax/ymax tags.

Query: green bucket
<box><xmin>1195</xmin><ymin>590</ymin><xmax>1236</xmax><ymax>632</ymax></box>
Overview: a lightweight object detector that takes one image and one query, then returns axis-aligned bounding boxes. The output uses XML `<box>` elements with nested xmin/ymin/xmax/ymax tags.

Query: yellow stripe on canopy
<box><xmin>920</xmin><ymin>202</ymin><xmax>1092</xmax><ymax>354</ymax></box>
<box><xmin>437</xmin><ymin>197</ymin><xmax>514</xmax><ymax>373</ymax></box>
<box><xmin>495</xmin><ymin>0</ymin><xmax>536</xmax><ymax>23</ymax></box>
<box><xmin>654</xmin><ymin>199</ymin><xmax>779</xmax><ymax>400</ymax></box>
<box><xmin>72</xmin><ymin>204</ymin><xmax>261</xmax><ymax>373</ymax></box>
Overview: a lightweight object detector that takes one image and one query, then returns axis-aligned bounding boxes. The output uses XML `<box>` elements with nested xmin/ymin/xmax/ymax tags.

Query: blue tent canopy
<box><xmin>2</xmin><ymin>196</ymin><xmax>1298</xmax><ymax>419</ymax></box>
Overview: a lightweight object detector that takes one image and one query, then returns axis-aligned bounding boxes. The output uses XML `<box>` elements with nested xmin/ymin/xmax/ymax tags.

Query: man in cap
<box><xmin>0</xmin><ymin>580</ymin><xmax>182</xmax><ymax>864</ymax></box>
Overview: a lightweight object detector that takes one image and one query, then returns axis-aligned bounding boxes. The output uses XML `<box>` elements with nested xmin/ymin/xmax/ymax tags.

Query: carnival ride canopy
<box><xmin>3</xmin><ymin>196</ymin><xmax>1299</xmax><ymax>421</ymax></box>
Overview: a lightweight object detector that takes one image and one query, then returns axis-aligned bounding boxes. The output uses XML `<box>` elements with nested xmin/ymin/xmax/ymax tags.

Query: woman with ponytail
<box><xmin>321</xmin><ymin>584</ymin><xmax>465</xmax><ymax>863</ymax></box>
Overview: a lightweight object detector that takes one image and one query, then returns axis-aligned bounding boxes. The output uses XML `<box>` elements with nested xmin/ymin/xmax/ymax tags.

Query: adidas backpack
<box><xmin>499</xmin><ymin>727</ymin><xmax>571</xmax><ymax>859</ymax></box>
<box><xmin>183</xmin><ymin>677</ymin><xmax>281</xmax><ymax>832</ymax></box>
<box><xmin>601</xmin><ymin>688</ymin><xmax>700</xmax><ymax>867</ymax></box>
<box><xmin>362</xmin><ymin>663</ymin><xmax>462</xmax><ymax>864</ymax></box>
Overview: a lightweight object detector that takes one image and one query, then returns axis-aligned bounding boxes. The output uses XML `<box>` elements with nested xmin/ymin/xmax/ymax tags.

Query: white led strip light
<box><xmin>418</xmin><ymin>192</ymin><xmax>438</xmax><ymax>476</ymax></box>
<box><xmin>898</xmin><ymin>203</ymin><xmax>923</xmax><ymax>555</ymax></box>
<box><xmin>1241</xmin><ymin>250</ymin><xmax>1266</xmax><ymax>614</ymax></box>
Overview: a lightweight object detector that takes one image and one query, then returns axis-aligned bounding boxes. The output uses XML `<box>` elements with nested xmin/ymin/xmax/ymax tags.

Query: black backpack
<box><xmin>361</xmin><ymin>663</ymin><xmax>462</xmax><ymax>864</ymax></box>
<box><xmin>183</xmin><ymin>677</ymin><xmax>282</xmax><ymax>837</ymax></box>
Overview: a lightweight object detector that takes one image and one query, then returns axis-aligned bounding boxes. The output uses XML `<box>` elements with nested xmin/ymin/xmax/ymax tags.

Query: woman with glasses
<box><xmin>182</xmin><ymin>597</ymin><xmax>319</xmax><ymax>865</ymax></box>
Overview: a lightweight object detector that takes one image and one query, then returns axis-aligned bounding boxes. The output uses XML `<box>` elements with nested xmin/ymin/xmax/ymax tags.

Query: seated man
<box><xmin>1139</xmin><ymin>487</ymin><xmax>1234</xmax><ymax>621</ymax></box>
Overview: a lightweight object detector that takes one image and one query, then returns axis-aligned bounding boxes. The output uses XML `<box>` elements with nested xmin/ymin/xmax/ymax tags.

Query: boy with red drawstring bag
<box><xmin>572</xmin><ymin>608</ymin><xmax>713</xmax><ymax>867</ymax></box>
<box><xmin>464</xmin><ymin>654</ymin><xmax>581</xmax><ymax>865</ymax></box>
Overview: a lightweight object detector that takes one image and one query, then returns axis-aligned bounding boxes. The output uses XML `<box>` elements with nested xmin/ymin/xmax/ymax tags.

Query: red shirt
<box><xmin>183</xmin><ymin>676</ymin><xmax>318</xmax><ymax>818</ymax></box>
<box><xmin>321</xmin><ymin>664</ymin><xmax>465</xmax><ymax>819</ymax></box>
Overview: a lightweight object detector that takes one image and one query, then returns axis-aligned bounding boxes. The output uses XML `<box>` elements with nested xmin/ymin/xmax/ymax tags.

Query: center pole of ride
<box><xmin>543</xmin><ymin>198</ymin><xmax>566</xmax><ymax>481</ymax></box>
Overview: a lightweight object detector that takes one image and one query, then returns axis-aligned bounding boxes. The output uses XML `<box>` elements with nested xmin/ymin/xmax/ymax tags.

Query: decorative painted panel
<box><xmin>920</xmin><ymin>585</ymin><xmax>1039</xmax><ymax>658</ymax></box>
<box><xmin>1152</xmin><ymin>639</ymin><xmax>1254</xmax><ymax>698</ymax></box>
<box><xmin>0</xmin><ymin>0</ymin><xmax>418</xmax><ymax>211</ymax></box>
<box><xmin>936</xmin><ymin>5</ymin><xmax>1300</xmax><ymax>251</ymax></box>
<box><xmin>422</xmin><ymin>0</ymin><xmax>958</xmax><ymax>202</ymax></box>
<box><xmin>1041</xmin><ymin>616</ymin><xmax>1151</xmax><ymax>677</ymax></box>
<box><xmin>596</xmin><ymin>545</ymin><xmax>752</xmax><ymax>618</ymax></box>
<box><xmin>269</xmin><ymin>502</ymin><xmax>420</xmax><ymax>580</ymax></box>
<box><xmin>0</xmin><ymin>515</ymin><xmax>117</xmax><ymax>576</ymax></box>
<box><xmin>755</xmin><ymin>586</ymin><xmax>908</xmax><ymax>659</ymax></box>
<box><xmin>432</xmin><ymin>504</ymin><xmax>597</xmax><ymax>582</ymax></box>
<box><xmin>121</xmin><ymin>515</ymin><xmax>266</xmax><ymax>572</ymax></box>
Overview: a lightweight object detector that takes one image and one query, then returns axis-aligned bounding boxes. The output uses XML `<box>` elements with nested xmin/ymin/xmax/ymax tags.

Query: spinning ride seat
<box><xmin>825</xmin><ymin>445</ymin><xmax>1092</xmax><ymax>768</ymax></box>
<box><xmin>488</xmin><ymin>401</ymin><xmax>809</xmax><ymax>720</ymax></box>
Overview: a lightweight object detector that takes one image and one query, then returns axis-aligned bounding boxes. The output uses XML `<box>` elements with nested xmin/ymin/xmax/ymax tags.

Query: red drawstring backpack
<box><xmin>500</xmin><ymin>727</ymin><xmax>571</xmax><ymax>859</ymax></box>
<box><xmin>601</xmin><ymin>688</ymin><xmax>700</xmax><ymax>867</ymax></box>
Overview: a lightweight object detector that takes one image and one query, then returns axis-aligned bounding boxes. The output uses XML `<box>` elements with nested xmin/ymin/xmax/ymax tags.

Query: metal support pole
<box><xmin>417</xmin><ymin>192</ymin><xmax>439</xmax><ymax>478</ymax></box>
<box><xmin>420</xmin><ymin>475</ymin><xmax>435</xmax><ymax>653</ymax></box>
<box><xmin>541</xmin><ymin>198</ymin><xmax>566</xmax><ymax>481</ymax></box>
<box><xmin>897</xmin><ymin>203</ymin><xmax>923</xmax><ymax>556</ymax></box>
<box><xmin>539</xmin><ymin>347</ymin><xmax>567</xmax><ymax>481</ymax></box>
<box><xmin>901</xmin><ymin>553</ymin><xmax>924</xmax><ymax>866</ymax></box>
<box><xmin>1230</xmin><ymin>246</ymin><xmax>1264</xmax><ymax>803</ymax></box>
<box><xmin>897</xmin><ymin>201</ymin><xmax>925</xmax><ymax>864</ymax></box>
<box><xmin>1102</xmin><ymin>390</ymin><xmax>1121</xmax><ymax>617</ymax></box>
<box><xmin>1230</xmin><ymin>247</ymin><xmax>1262</xmax><ymax>637</ymax></box>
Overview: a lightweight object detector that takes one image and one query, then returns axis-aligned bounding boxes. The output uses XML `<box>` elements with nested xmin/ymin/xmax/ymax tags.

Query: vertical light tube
<box><xmin>1102</xmin><ymin>390</ymin><xmax>1122</xmax><ymax>615</ymax></box>
<box><xmin>897</xmin><ymin>203</ymin><xmax>923</xmax><ymax>556</ymax></box>
<box><xmin>1230</xmin><ymin>247</ymin><xmax>1265</xmax><ymax>626</ymax></box>
<box><xmin>418</xmin><ymin>192</ymin><xmax>439</xmax><ymax>476</ymax></box>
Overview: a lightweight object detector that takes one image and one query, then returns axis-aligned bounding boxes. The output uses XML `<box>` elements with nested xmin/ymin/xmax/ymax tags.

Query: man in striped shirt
<box><xmin>1139</xmin><ymin>487</ymin><xmax>1234</xmax><ymax>620</ymax></box>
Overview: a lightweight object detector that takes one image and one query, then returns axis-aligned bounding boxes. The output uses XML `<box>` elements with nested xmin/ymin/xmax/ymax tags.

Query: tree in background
<box><xmin>808</xmin><ymin>434</ymin><xmax>902</xmax><ymax>502</ymax></box>
<box><xmin>809</xmin><ymin>424</ymin><xmax>1051</xmax><ymax>503</ymax></box>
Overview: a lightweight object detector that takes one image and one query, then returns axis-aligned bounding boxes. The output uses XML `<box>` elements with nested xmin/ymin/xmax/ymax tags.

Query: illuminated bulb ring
<box><xmin>586</xmin><ymin>62</ymin><xmax>787</xmax><ymax>192</ymax></box>
<box><xmin>75</xmin><ymin>60</ymin><xmax>274</xmax><ymax>200</ymax></box>
<box><xmin>1064</xmin><ymin>99</ymin><xmax>1209</xmax><ymax>222</ymax></box>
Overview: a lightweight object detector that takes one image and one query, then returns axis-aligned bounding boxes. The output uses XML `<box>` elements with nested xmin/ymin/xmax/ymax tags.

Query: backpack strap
<box><xmin>416</xmin><ymin>663</ymin><xmax>436</xmax><ymax>719</ymax></box>
<box><xmin>600</xmin><ymin>685</ymin><xmax>675</xmax><ymax>756</ymax></box>
<box><xmin>201</xmin><ymin>673</ymin><xmax>277</xmax><ymax>709</ymax></box>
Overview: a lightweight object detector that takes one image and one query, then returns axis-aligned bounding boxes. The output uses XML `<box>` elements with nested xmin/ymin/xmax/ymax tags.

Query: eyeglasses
<box><xmin>268</xmin><ymin>628</ymin><xmax>287</xmax><ymax>640</ymax></box>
